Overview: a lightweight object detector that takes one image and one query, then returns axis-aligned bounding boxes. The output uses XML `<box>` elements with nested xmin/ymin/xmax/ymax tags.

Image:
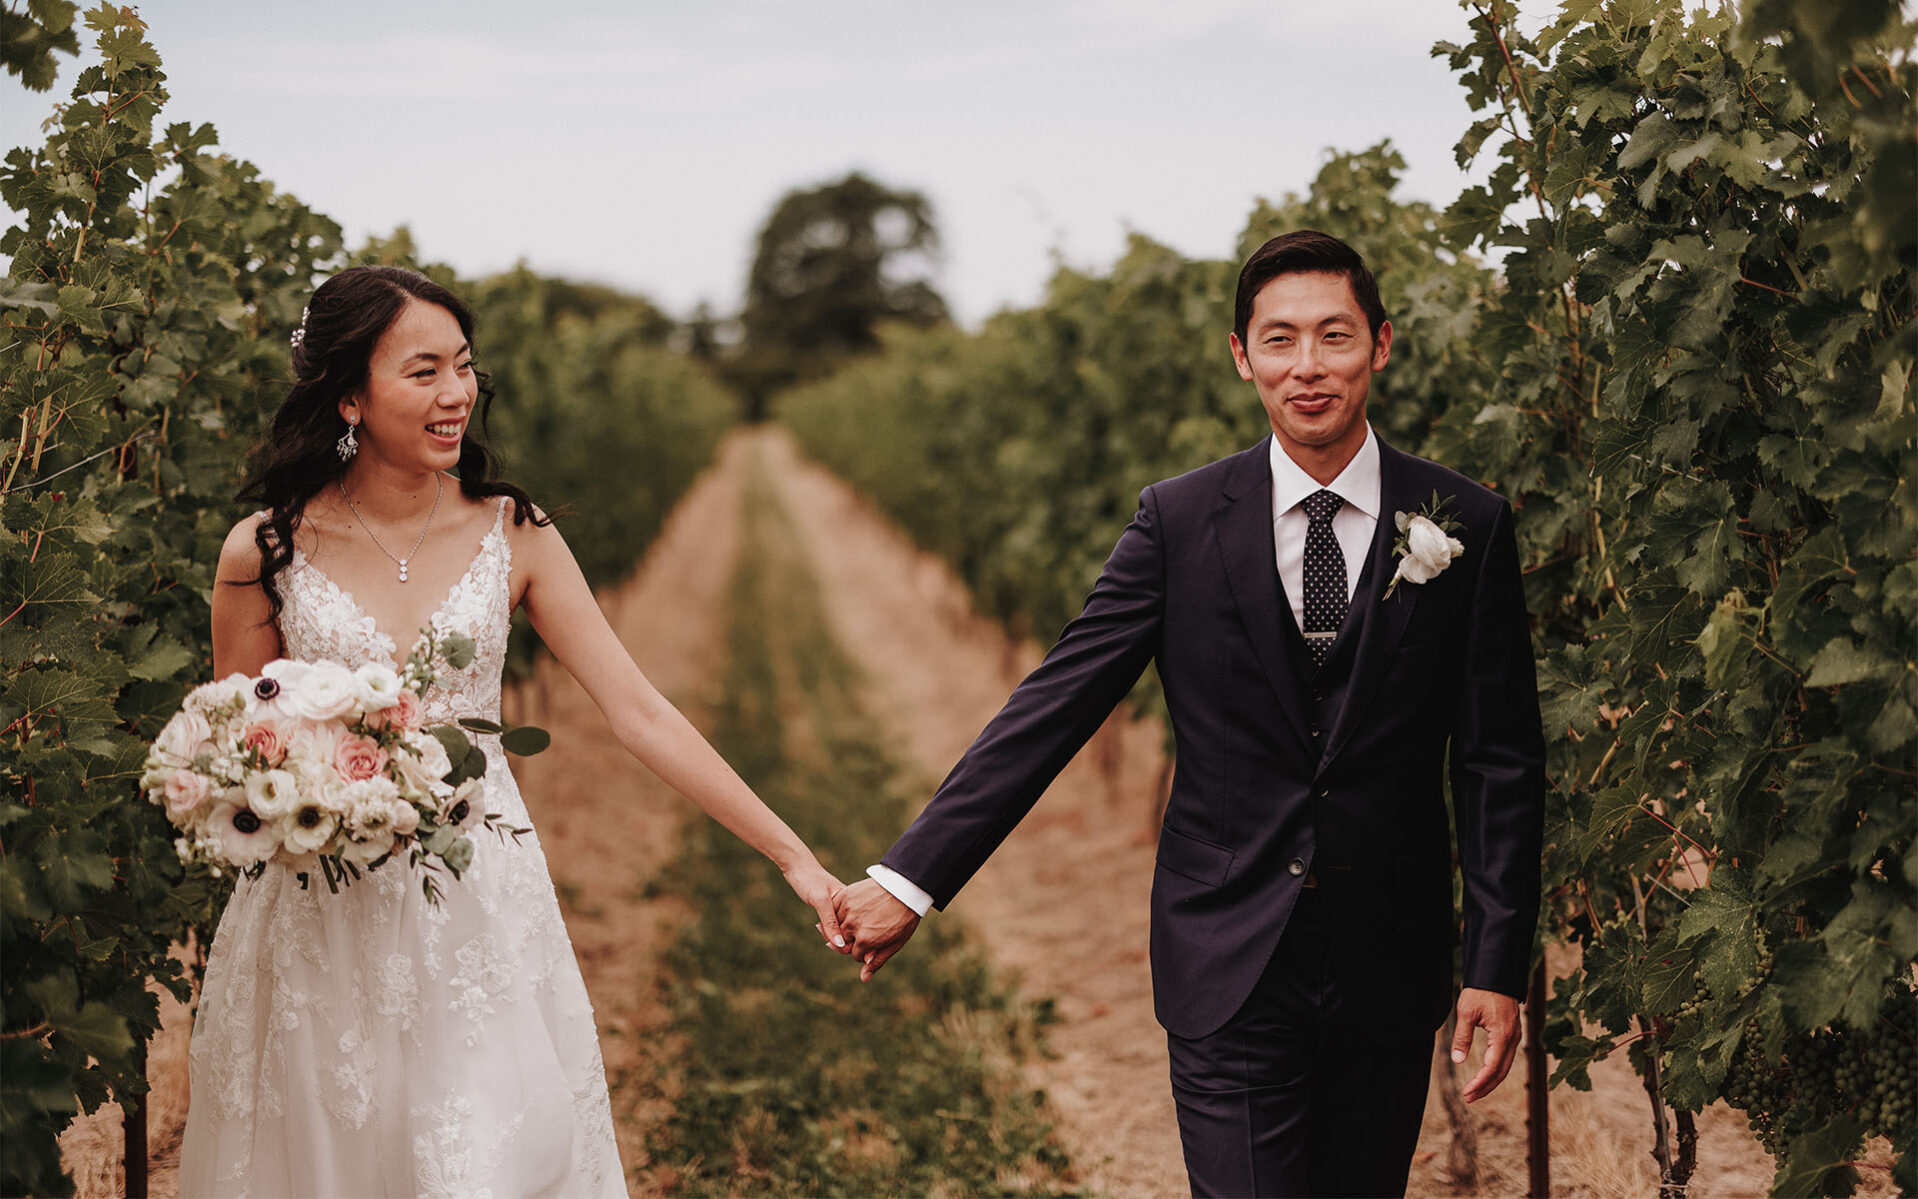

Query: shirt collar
<box><xmin>1269</xmin><ymin>424</ymin><xmax>1380</xmax><ymax>522</ymax></box>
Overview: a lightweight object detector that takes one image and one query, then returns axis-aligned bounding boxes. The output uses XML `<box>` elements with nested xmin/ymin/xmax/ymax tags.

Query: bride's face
<box><xmin>342</xmin><ymin>300</ymin><xmax>478</xmax><ymax>475</ymax></box>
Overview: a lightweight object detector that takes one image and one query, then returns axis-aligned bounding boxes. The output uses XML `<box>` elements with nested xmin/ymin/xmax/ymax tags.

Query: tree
<box><xmin>733</xmin><ymin>171</ymin><xmax>948</xmax><ymax>418</ymax></box>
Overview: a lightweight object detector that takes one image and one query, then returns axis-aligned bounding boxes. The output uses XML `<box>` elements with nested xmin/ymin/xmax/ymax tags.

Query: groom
<box><xmin>834</xmin><ymin>230</ymin><xmax>1545</xmax><ymax>1197</ymax></box>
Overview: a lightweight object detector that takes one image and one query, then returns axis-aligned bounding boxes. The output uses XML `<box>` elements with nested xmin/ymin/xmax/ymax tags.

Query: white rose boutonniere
<box><xmin>1385</xmin><ymin>492</ymin><xmax>1466</xmax><ymax>601</ymax></box>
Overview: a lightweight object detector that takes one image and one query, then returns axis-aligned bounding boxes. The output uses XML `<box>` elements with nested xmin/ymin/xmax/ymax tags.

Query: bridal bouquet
<box><xmin>141</xmin><ymin>630</ymin><xmax>544</xmax><ymax>904</ymax></box>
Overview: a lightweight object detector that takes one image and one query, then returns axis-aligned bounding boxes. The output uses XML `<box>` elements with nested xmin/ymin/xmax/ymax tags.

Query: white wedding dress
<box><xmin>179</xmin><ymin>500</ymin><xmax>624</xmax><ymax>1197</ymax></box>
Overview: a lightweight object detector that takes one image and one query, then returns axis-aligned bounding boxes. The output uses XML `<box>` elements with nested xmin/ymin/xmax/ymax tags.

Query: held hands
<box><xmin>832</xmin><ymin>878</ymin><xmax>921</xmax><ymax>981</ymax></box>
<box><xmin>1451</xmin><ymin>986</ymin><xmax>1522</xmax><ymax>1103</ymax></box>
<box><xmin>781</xmin><ymin>859</ymin><xmax>849</xmax><ymax>952</ymax></box>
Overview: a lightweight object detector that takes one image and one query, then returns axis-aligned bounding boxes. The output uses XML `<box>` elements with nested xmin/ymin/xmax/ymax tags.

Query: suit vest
<box><xmin>1278</xmin><ymin>537</ymin><xmax>1378</xmax><ymax>749</ymax></box>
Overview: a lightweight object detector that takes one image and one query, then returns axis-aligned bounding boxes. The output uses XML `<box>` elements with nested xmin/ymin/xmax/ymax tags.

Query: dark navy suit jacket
<box><xmin>881</xmin><ymin>433</ymin><xmax>1546</xmax><ymax>1040</ymax></box>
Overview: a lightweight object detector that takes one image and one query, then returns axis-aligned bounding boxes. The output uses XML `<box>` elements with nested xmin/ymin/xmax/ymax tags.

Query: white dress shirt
<box><xmin>868</xmin><ymin>427</ymin><xmax>1383</xmax><ymax>918</ymax></box>
<box><xmin>1269</xmin><ymin>426</ymin><xmax>1380</xmax><ymax>632</ymax></box>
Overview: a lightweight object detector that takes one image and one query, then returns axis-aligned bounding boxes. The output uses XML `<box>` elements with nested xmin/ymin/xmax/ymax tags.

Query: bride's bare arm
<box><xmin>212</xmin><ymin>516</ymin><xmax>284</xmax><ymax>678</ymax></box>
<box><xmin>513</xmin><ymin>513</ymin><xmax>848</xmax><ymax>950</ymax></box>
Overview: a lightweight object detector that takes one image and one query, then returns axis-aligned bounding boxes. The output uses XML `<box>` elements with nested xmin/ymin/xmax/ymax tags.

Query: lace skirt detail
<box><xmin>178</xmin><ymin>758</ymin><xmax>623</xmax><ymax>1198</ymax></box>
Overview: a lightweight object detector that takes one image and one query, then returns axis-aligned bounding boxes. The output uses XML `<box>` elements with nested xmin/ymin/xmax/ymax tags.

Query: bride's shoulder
<box><xmin>498</xmin><ymin>498</ymin><xmax>570</xmax><ymax>565</ymax></box>
<box><xmin>217</xmin><ymin>510</ymin><xmax>272</xmax><ymax>581</ymax></box>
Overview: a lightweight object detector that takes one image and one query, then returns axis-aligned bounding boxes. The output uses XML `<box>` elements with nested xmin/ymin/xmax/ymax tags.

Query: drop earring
<box><xmin>337</xmin><ymin>419</ymin><xmax>359</xmax><ymax>462</ymax></box>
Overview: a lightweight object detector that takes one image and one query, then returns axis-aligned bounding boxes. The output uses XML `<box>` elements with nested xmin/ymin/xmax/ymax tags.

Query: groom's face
<box><xmin>1229</xmin><ymin>271</ymin><xmax>1392</xmax><ymax>469</ymax></box>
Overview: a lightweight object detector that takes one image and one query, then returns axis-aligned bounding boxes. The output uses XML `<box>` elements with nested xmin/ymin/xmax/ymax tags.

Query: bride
<box><xmin>178</xmin><ymin>265</ymin><xmax>847</xmax><ymax>1196</ymax></box>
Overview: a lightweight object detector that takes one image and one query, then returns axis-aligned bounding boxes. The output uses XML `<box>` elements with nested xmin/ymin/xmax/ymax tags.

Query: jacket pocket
<box><xmin>1156</xmin><ymin>826</ymin><xmax>1235</xmax><ymax>887</ymax></box>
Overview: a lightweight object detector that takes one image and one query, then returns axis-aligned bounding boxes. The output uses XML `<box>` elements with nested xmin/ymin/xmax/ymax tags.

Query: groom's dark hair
<box><xmin>1233</xmin><ymin>230</ymin><xmax>1387</xmax><ymax>346</ymax></box>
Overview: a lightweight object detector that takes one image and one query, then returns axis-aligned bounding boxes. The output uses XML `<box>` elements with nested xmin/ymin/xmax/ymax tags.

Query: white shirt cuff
<box><xmin>866</xmin><ymin>864</ymin><xmax>933</xmax><ymax>917</ymax></box>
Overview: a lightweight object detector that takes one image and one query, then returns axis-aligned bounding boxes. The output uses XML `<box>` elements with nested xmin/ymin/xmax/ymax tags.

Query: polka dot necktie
<box><xmin>1301</xmin><ymin>489</ymin><xmax>1347</xmax><ymax>669</ymax></box>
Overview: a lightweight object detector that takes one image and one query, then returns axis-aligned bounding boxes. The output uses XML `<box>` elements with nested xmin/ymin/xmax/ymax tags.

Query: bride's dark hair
<box><xmin>237</xmin><ymin>265</ymin><xmax>550</xmax><ymax>622</ymax></box>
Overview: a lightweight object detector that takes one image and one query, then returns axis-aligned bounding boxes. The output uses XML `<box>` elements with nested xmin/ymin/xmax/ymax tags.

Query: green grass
<box><xmin>641</xmin><ymin>450</ymin><xmax>1083</xmax><ymax>1197</ymax></box>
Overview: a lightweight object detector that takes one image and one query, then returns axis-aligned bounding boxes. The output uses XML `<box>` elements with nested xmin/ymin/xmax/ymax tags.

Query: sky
<box><xmin>2</xmin><ymin>0</ymin><xmax>1535</xmax><ymax>327</ymax></box>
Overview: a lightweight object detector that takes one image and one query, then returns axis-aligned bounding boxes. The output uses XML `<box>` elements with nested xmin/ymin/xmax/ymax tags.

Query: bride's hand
<box><xmin>783</xmin><ymin>860</ymin><xmax>849</xmax><ymax>953</ymax></box>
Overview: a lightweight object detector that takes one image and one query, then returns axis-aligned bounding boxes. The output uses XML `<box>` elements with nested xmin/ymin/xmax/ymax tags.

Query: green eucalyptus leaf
<box><xmin>499</xmin><ymin>725</ymin><xmax>551</xmax><ymax>756</ymax></box>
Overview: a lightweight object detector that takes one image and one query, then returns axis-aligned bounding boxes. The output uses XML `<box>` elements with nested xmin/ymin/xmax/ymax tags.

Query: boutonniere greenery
<box><xmin>1384</xmin><ymin>491</ymin><xmax>1466</xmax><ymax>601</ymax></box>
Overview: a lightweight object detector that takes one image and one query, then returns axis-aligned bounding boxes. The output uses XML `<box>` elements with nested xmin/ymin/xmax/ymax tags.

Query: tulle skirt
<box><xmin>178</xmin><ymin>762</ymin><xmax>623</xmax><ymax>1198</ymax></box>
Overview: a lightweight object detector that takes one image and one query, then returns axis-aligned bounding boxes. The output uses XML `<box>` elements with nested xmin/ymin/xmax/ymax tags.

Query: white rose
<box><xmin>285</xmin><ymin>662</ymin><xmax>359</xmax><ymax>722</ymax></box>
<box><xmin>353</xmin><ymin>662</ymin><xmax>404</xmax><ymax>712</ymax></box>
<box><xmin>390</xmin><ymin>799</ymin><xmax>421</xmax><ymax>836</ymax></box>
<box><xmin>153</xmin><ymin>709</ymin><xmax>213</xmax><ymax>768</ymax></box>
<box><xmin>1393</xmin><ymin>515</ymin><xmax>1466</xmax><ymax>587</ymax></box>
<box><xmin>402</xmin><ymin>731</ymin><xmax>454</xmax><ymax>783</ymax></box>
<box><xmin>245</xmin><ymin>768</ymin><xmax>302</xmax><ymax>821</ymax></box>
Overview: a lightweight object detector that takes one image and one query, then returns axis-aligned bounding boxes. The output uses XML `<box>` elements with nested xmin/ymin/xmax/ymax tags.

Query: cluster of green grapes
<box><xmin>1838</xmin><ymin>1001</ymin><xmax>1916</xmax><ymax>1142</ymax></box>
<box><xmin>1721</xmin><ymin>993</ymin><xmax>1916</xmax><ymax>1166</ymax></box>
<box><xmin>1673</xmin><ymin>969</ymin><xmax>1712</xmax><ymax>1026</ymax></box>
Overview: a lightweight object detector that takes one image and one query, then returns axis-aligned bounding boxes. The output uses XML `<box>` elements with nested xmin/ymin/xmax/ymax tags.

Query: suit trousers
<box><xmin>1165</xmin><ymin>888</ymin><xmax>1433</xmax><ymax>1198</ymax></box>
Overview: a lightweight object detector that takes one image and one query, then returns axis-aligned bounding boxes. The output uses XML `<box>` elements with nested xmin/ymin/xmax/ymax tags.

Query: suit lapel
<box><xmin>1321</xmin><ymin>433</ymin><xmax>1422</xmax><ymax>768</ymax></box>
<box><xmin>1211</xmin><ymin>440</ymin><xmax>1313</xmax><ymax>753</ymax></box>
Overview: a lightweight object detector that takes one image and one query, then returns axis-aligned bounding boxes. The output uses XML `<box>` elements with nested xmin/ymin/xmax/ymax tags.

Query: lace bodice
<box><xmin>278</xmin><ymin>498</ymin><xmax>512</xmax><ymax>727</ymax></box>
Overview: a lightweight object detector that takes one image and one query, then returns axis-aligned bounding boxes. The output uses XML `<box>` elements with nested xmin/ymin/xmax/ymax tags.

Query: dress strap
<box><xmin>487</xmin><ymin>496</ymin><xmax>514</xmax><ymax>585</ymax></box>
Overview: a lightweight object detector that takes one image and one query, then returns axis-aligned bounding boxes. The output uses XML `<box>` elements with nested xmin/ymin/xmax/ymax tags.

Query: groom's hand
<box><xmin>835</xmin><ymin>879</ymin><xmax>921</xmax><ymax>982</ymax></box>
<box><xmin>1452</xmin><ymin>986</ymin><xmax>1522</xmax><ymax>1103</ymax></box>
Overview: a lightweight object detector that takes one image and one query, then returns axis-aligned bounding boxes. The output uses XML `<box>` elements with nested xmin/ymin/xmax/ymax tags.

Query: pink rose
<box><xmin>332</xmin><ymin>733</ymin><xmax>389</xmax><ymax>783</ymax></box>
<box><xmin>386</xmin><ymin>688</ymin><xmax>424</xmax><ymax>732</ymax></box>
<box><xmin>240</xmin><ymin>721</ymin><xmax>290</xmax><ymax>767</ymax></box>
<box><xmin>163</xmin><ymin>770</ymin><xmax>210</xmax><ymax>816</ymax></box>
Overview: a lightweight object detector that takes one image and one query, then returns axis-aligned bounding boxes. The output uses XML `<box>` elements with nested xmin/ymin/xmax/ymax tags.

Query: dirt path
<box><xmin>504</xmin><ymin>435</ymin><xmax>748</xmax><ymax>1189</ymax></box>
<box><xmin>757</xmin><ymin>427</ymin><xmax>1797</xmax><ymax>1199</ymax></box>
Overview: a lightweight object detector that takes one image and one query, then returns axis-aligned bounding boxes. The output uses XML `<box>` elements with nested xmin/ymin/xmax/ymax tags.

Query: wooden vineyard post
<box><xmin>1432</xmin><ymin>1010</ymin><xmax>1479</xmax><ymax>1188</ymax></box>
<box><xmin>124</xmin><ymin>1038</ymin><xmax>148</xmax><ymax>1198</ymax></box>
<box><xmin>1525</xmin><ymin>958</ymin><xmax>1549</xmax><ymax>1198</ymax></box>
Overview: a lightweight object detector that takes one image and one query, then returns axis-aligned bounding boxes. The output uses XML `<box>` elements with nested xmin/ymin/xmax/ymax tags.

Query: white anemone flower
<box><xmin>278</xmin><ymin>797</ymin><xmax>341</xmax><ymax>855</ymax></box>
<box><xmin>207</xmin><ymin>799</ymin><xmax>279</xmax><ymax>867</ymax></box>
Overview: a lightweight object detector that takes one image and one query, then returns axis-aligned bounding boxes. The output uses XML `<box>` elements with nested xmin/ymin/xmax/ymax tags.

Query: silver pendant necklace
<box><xmin>339</xmin><ymin>473</ymin><xmax>443</xmax><ymax>583</ymax></box>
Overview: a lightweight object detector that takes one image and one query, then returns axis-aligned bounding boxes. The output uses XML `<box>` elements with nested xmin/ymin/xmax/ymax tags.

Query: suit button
<box><xmin>1319</xmin><ymin>788</ymin><xmax>1331</xmax><ymax>798</ymax></box>
<box><xmin>1288</xmin><ymin>859</ymin><xmax>1306</xmax><ymax>876</ymax></box>
<box><xmin>1310</xmin><ymin>725</ymin><xmax>1321</xmax><ymax>738</ymax></box>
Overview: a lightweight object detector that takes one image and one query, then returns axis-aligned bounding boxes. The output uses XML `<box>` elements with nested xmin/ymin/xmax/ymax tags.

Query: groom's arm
<box><xmin>877</xmin><ymin>484</ymin><xmax>1167</xmax><ymax>911</ymax></box>
<box><xmin>1449</xmin><ymin>498</ymin><xmax>1546</xmax><ymax>997</ymax></box>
